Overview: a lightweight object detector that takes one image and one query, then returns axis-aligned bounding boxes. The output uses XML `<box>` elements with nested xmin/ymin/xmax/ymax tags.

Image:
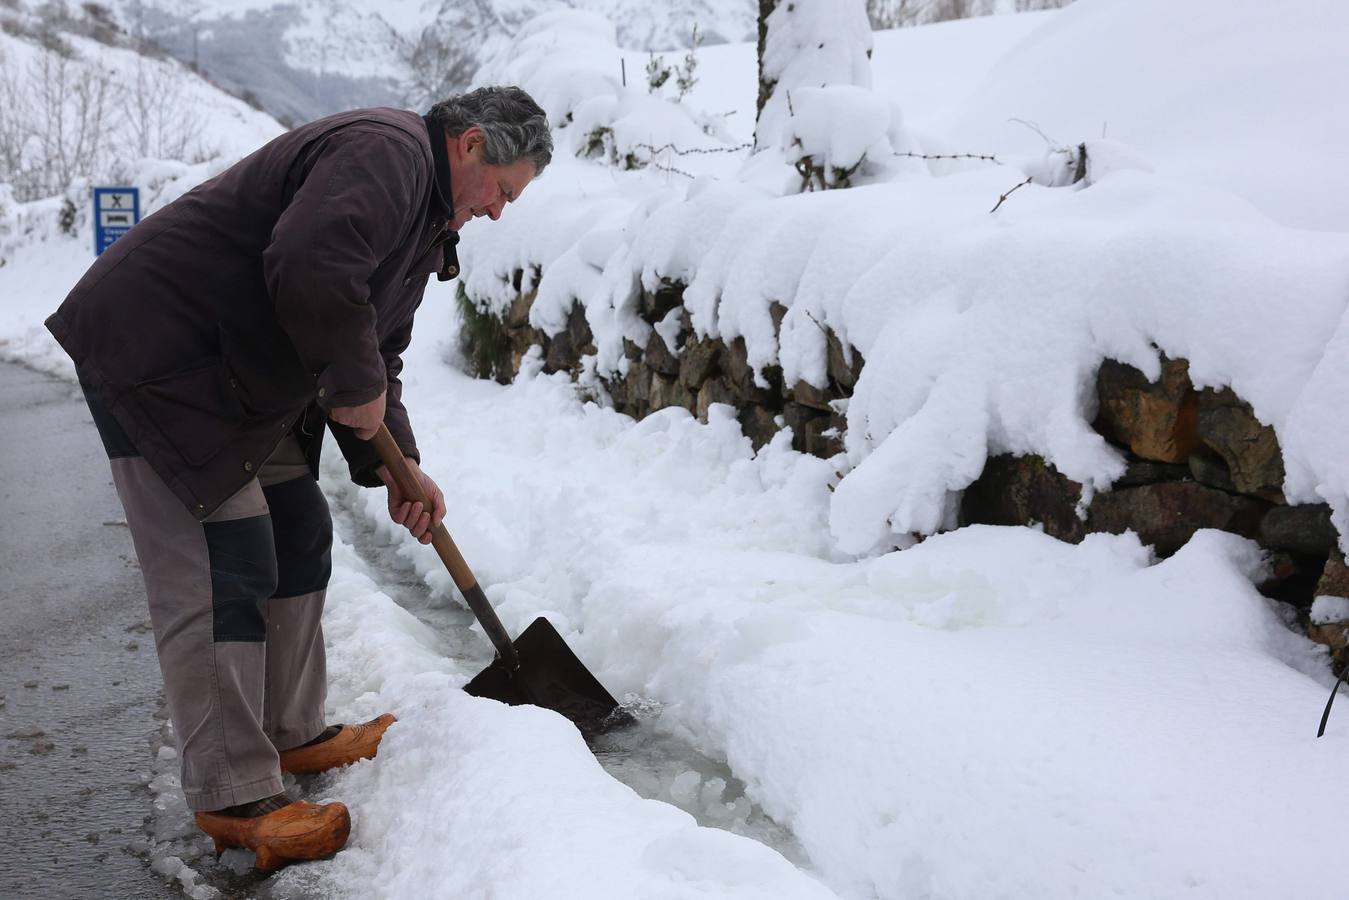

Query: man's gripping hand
<box><xmin>376</xmin><ymin>458</ymin><xmax>446</xmax><ymax>545</ymax></box>
<box><xmin>328</xmin><ymin>391</ymin><xmax>386</xmax><ymax>440</ymax></box>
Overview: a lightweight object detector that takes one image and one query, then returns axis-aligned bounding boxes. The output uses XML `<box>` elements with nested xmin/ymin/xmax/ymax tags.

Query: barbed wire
<box><xmin>632</xmin><ymin>141</ymin><xmax>753</xmax><ymax>157</ymax></box>
<box><xmin>895</xmin><ymin>151</ymin><xmax>1002</xmax><ymax>165</ymax></box>
<box><xmin>989</xmin><ymin>176</ymin><xmax>1034</xmax><ymax>213</ymax></box>
<box><xmin>649</xmin><ymin>161</ymin><xmax>697</xmax><ymax>179</ymax></box>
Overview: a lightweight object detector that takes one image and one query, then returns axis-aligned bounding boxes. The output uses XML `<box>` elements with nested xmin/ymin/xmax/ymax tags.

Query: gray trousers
<box><xmin>83</xmin><ymin>384</ymin><xmax>332</xmax><ymax>811</ymax></box>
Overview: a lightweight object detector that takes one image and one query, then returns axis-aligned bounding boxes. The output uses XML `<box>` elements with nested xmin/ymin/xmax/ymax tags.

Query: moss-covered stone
<box><xmin>505</xmin><ymin>289</ymin><xmax>536</xmax><ymax>328</ymax></box>
<box><xmin>456</xmin><ymin>284</ymin><xmax>513</xmax><ymax>384</ymax></box>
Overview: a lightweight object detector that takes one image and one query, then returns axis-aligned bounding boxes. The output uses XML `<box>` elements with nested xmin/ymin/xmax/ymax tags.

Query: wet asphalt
<box><xmin>0</xmin><ymin>361</ymin><xmax>177</xmax><ymax>899</ymax></box>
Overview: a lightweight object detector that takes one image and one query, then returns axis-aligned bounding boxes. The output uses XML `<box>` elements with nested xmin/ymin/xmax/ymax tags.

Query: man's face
<box><xmin>447</xmin><ymin>127</ymin><xmax>537</xmax><ymax>231</ymax></box>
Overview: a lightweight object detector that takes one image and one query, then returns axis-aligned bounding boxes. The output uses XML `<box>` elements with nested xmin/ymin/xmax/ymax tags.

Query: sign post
<box><xmin>93</xmin><ymin>187</ymin><xmax>140</xmax><ymax>256</ymax></box>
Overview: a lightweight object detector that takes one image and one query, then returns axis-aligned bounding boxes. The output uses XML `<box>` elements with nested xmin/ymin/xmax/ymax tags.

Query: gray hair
<box><xmin>428</xmin><ymin>86</ymin><xmax>553</xmax><ymax>175</ymax></box>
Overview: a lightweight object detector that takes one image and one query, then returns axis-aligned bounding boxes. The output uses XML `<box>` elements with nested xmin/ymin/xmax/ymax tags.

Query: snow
<box><xmin>945</xmin><ymin>0</ymin><xmax>1349</xmax><ymax>233</ymax></box>
<box><xmin>4</xmin><ymin>2</ymin><xmax>1349</xmax><ymax>899</ymax></box>
<box><xmin>473</xmin><ymin>9</ymin><xmax>742</xmax><ymax>178</ymax></box>
<box><xmin>309</xmin><ymin>530</ymin><xmax>836</xmax><ymax>899</ymax></box>
<box><xmin>1311</xmin><ymin>595</ymin><xmax>1349</xmax><ymax>626</ymax></box>
<box><xmin>268</xmin><ymin>309</ymin><xmax>1342</xmax><ymax>899</ymax></box>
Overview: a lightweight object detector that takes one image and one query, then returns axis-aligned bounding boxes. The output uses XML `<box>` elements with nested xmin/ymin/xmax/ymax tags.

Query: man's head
<box><xmin>427</xmin><ymin>86</ymin><xmax>553</xmax><ymax>230</ymax></box>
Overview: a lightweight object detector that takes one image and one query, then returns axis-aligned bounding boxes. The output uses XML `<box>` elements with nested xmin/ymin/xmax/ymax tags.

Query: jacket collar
<box><xmin>424</xmin><ymin>115</ymin><xmax>455</xmax><ymax>219</ymax></box>
<box><xmin>423</xmin><ymin>114</ymin><xmax>461</xmax><ymax>281</ymax></box>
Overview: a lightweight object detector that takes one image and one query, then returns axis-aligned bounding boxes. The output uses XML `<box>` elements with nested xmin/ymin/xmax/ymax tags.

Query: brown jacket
<box><xmin>47</xmin><ymin>108</ymin><xmax>460</xmax><ymax>519</ymax></box>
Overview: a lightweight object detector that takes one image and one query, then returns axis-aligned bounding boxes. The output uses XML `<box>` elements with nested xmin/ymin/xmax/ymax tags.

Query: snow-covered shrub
<box><xmin>755</xmin><ymin>0</ymin><xmax>874</xmax><ymax>152</ymax></box>
<box><xmin>645</xmin><ymin>52</ymin><xmax>671</xmax><ymax>94</ymax></box>
<box><xmin>474</xmin><ymin>10</ymin><xmax>738</xmax><ymax>173</ymax></box>
<box><xmin>780</xmin><ymin>85</ymin><xmax>924</xmax><ymax>190</ymax></box>
<box><xmin>752</xmin><ymin>0</ymin><xmax>922</xmax><ymax>192</ymax></box>
<box><xmin>645</xmin><ymin>24</ymin><xmax>702</xmax><ymax>100</ymax></box>
<box><xmin>1003</xmin><ymin>136</ymin><xmax>1154</xmax><ymax>195</ymax></box>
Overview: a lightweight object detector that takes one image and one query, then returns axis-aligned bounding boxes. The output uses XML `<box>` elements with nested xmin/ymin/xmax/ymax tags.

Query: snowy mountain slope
<box><xmin>104</xmin><ymin>0</ymin><xmax>416</xmax><ymax>125</ymax></box>
<box><xmin>100</xmin><ymin>0</ymin><xmax>754</xmax><ymax>124</ymax></box>
<box><xmin>0</xmin><ymin>9</ymin><xmax>284</xmax><ymax>203</ymax></box>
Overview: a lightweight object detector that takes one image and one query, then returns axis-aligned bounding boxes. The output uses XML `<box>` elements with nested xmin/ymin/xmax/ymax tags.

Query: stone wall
<box><xmin>460</xmin><ymin>278</ymin><xmax>1349</xmax><ymax>668</ymax></box>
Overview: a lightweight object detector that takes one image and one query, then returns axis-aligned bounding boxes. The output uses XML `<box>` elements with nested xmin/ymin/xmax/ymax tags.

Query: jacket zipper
<box><xmin>404</xmin><ymin>227</ymin><xmax>453</xmax><ymax>285</ymax></box>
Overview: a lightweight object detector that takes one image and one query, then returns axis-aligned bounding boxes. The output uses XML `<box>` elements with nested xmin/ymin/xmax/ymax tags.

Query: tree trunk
<box><xmin>754</xmin><ymin>0</ymin><xmax>779</xmax><ymax>149</ymax></box>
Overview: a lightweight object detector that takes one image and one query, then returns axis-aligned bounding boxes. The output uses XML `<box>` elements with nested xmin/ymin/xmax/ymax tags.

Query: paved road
<box><xmin>0</xmin><ymin>361</ymin><xmax>177</xmax><ymax>899</ymax></box>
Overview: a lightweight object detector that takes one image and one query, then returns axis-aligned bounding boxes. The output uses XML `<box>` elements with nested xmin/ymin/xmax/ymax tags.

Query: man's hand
<box><xmin>329</xmin><ymin>391</ymin><xmax>386</xmax><ymax>440</ymax></box>
<box><xmin>376</xmin><ymin>457</ymin><xmax>446</xmax><ymax>545</ymax></box>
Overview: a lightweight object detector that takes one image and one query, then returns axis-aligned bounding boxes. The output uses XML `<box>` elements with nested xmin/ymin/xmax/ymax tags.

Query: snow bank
<box><xmin>301</xmin><ymin>304</ymin><xmax>1346</xmax><ymax>898</ymax></box>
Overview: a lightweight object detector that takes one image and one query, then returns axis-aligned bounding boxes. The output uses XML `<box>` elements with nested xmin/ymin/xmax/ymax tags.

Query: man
<box><xmin>45</xmin><ymin>86</ymin><xmax>552</xmax><ymax>872</ymax></box>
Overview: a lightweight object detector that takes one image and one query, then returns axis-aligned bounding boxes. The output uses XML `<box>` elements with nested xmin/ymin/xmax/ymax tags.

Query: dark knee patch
<box><xmin>262</xmin><ymin>477</ymin><xmax>332</xmax><ymax>599</ymax></box>
<box><xmin>204</xmin><ymin>516</ymin><xmax>277</xmax><ymax>641</ymax></box>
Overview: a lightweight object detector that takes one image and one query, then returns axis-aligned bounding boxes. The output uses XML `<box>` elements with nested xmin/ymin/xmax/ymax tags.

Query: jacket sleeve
<box><xmin>326</xmin><ymin>312</ymin><xmax>421</xmax><ymax>487</ymax></box>
<box><xmin>262</xmin><ymin>127</ymin><xmax>421</xmax><ymax>411</ymax></box>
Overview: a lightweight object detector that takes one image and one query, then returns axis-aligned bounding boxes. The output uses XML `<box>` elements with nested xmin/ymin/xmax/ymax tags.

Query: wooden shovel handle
<box><xmin>369</xmin><ymin>424</ymin><xmax>519</xmax><ymax>666</ymax></box>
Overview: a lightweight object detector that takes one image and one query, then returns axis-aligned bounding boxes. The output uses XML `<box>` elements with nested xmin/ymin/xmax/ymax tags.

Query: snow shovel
<box><xmin>370</xmin><ymin>424</ymin><xmax>627</xmax><ymax>737</ymax></box>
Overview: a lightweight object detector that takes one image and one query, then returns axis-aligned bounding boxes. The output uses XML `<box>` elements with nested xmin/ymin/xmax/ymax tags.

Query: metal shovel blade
<box><xmin>464</xmin><ymin>616</ymin><xmax>631</xmax><ymax>738</ymax></box>
<box><xmin>365</xmin><ymin>427</ymin><xmax>630</xmax><ymax>739</ymax></box>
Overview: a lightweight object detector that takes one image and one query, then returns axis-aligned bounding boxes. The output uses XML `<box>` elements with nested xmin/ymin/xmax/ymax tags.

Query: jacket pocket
<box><xmin>134</xmin><ymin>360</ymin><xmax>244</xmax><ymax>467</ymax></box>
<box><xmin>218</xmin><ymin>323</ymin><xmax>313</xmax><ymax>417</ymax></box>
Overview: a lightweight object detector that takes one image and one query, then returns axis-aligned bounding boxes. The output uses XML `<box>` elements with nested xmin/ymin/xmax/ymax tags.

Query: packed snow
<box><xmin>3</xmin><ymin>1</ymin><xmax>1349</xmax><ymax>899</ymax></box>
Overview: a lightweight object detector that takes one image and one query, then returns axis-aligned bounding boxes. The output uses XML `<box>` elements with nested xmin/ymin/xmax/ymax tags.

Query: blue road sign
<box><xmin>93</xmin><ymin>187</ymin><xmax>140</xmax><ymax>256</ymax></box>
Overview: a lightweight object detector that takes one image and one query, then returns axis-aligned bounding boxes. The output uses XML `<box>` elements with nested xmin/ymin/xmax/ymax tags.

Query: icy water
<box><xmin>331</xmin><ymin>497</ymin><xmax>813</xmax><ymax>870</ymax></box>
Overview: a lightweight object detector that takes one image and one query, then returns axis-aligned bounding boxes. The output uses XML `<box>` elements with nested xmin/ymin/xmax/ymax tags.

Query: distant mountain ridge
<box><xmin>102</xmin><ymin>0</ymin><xmax>755</xmax><ymax>125</ymax></box>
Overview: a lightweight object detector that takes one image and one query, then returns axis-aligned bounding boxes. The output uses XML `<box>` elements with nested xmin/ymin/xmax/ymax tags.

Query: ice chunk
<box><xmin>669</xmin><ymin>770</ymin><xmax>701</xmax><ymax>805</ymax></box>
